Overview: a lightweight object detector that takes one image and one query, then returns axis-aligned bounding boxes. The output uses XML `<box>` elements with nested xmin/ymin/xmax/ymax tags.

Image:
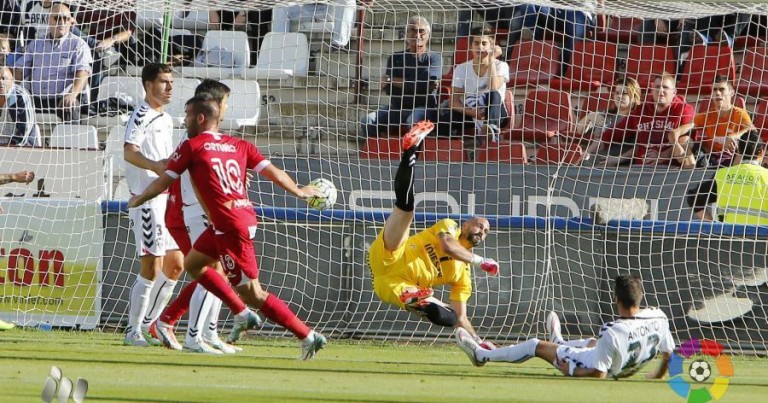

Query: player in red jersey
<box><xmin>128</xmin><ymin>93</ymin><xmax>328</xmax><ymax>360</ymax></box>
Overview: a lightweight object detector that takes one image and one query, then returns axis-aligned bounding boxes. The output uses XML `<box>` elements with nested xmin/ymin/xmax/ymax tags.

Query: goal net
<box><xmin>1</xmin><ymin>0</ymin><xmax>768</xmax><ymax>354</ymax></box>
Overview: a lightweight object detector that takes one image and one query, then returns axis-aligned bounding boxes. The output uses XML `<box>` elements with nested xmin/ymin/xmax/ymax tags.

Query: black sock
<box><xmin>423</xmin><ymin>302</ymin><xmax>459</xmax><ymax>327</ymax></box>
<box><xmin>394</xmin><ymin>146</ymin><xmax>419</xmax><ymax>212</ymax></box>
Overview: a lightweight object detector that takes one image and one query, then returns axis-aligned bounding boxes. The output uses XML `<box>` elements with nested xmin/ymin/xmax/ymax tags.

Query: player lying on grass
<box><xmin>456</xmin><ymin>274</ymin><xmax>674</xmax><ymax>379</ymax></box>
<box><xmin>128</xmin><ymin>93</ymin><xmax>327</xmax><ymax>360</ymax></box>
<box><xmin>367</xmin><ymin>120</ymin><xmax>499</xmax><ymax>347</ymax></box>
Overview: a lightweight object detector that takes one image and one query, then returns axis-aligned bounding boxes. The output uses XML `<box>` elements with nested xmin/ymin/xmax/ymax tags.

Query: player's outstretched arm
<box><xmin>127</xmin><ymin>172</ymin><xmax>175</xmax><ymax>208</ymax></box>
<box><xmin>439</xmin><ymin>234</ymin><xmax>499</xmax><ymax>276</ymax></box>
<box><xmin>645</xmin><ymin>352</ymin><xmax>671</xmax><ymax>379</ymax></box>
<box><xmin>258</xmin><ymin>164</ymin><xmax>321</xmax><ymax>200</ymax></box>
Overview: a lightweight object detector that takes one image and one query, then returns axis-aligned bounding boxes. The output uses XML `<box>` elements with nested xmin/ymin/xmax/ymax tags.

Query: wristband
<box><xmin>471</xmin><ymin>254</ymin><xmax>484</xmax><ymax>267</ymax></box>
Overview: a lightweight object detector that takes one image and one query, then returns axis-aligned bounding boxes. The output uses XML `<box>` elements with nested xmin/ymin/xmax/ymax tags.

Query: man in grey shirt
<box><xmin>14</xmin><ymin>1</ymin><xmax>92</xmax><ymax>123</ymax></box>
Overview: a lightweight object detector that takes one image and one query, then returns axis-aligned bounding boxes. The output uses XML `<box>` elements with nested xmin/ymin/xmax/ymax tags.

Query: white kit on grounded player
<box><xmin>456</xmin><ymin>274</ymin><xmax>675</xmax><ymax>379</ymax></box>
<box><xmin>123</xmin><ymin>63</ymin><xmax>183</xmax><ymax>347</ymax></box>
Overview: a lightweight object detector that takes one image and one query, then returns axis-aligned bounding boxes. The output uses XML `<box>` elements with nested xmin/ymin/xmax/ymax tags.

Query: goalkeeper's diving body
<box><xmin>367</xmin><ymin>120</ymin><xmax>499</xmax><ymax>341</ymax></box>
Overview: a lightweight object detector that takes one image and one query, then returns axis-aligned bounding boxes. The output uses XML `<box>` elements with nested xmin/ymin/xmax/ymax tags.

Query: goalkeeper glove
<box><xmin>471</xmin><ymin>255</ymin><xmax>499</xmax><ymax>276</ymax></box>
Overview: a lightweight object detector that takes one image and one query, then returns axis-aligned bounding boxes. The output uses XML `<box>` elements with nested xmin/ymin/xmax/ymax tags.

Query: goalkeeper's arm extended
<box><xmin>439</xmin><ymin>234</ymin><xmax>499</xmax><ymax>276</ymax></box>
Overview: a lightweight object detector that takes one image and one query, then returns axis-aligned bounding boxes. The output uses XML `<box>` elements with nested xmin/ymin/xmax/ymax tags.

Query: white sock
<box><xmin>141</xmin><ymin>271</ymin><xmax>178</xmax><ymax>332</ymax></box>
<box><xmin>559</xmin><ymin>338</ymin><xmax>595</xmax><ymax>348</ymax></box>
<box><xmin>302</xmin><ymin>330</ymin><xmax>316</xmax><ymax>344</ymax></box>
<box><xmin>203</xmin><ymin>297</ymin><xmax>223</xmax><ymax>341</ymax></box>
<box><xmin>128</xmin><ymin>275</ymin><xmax>153</xmax><ymax>335</ymax></box>
<box><xmin>186</xmin><ymin>284</ymin><xmax>214</xmax><ymax>343</ymax></box>
<box><xmin>477</xmin><ymin>338</ymin><xmax>539</xmax><ymax>363</ymax></box>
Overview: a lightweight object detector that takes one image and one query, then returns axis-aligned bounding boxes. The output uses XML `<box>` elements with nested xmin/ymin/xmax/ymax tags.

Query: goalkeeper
<box><xmin>367</xmin><ymin>120</ymin><xmax>499</xmax><ymax>340</ymax></box>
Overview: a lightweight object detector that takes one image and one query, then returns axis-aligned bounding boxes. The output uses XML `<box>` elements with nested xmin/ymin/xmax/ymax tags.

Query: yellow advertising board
<box><xmin>0</xmin><ymin>200</ymin><xmax>102</xmax><ymax>329</ymax></box>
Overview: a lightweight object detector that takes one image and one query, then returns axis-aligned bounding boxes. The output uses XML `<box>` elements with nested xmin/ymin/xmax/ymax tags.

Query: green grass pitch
<box><xmin>1</xmin><ymin>330</ymin><xmax>766</xmax><ymax>402</ymax></box>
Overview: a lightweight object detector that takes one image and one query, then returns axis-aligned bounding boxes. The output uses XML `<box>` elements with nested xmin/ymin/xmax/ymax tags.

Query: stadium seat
<box><xmin>577</xmin><ymin>91</ymin><xmax>612</xmax><ymax>120</ymax></box>
<box><xmin>172</xmin><ymin>10</ymin><xmax>210</xmax><ymax>31</ymax></box>
<box><xmin>164</xmin><ymin>77</ymin><xmax>201</xmax><ymax>126</ymax></box>
<box><xmin>625</xmin><ymin>45</ymin><xmax>676</xmax><ymax>88</ymax></box>
<box><xmin>91</xmin><ymin>76</ymin><xmax>145</xmax><ymax>128</ymax></box>
<box><xmin>104</xmin><ymin>126</ymin><xmax>126</xmax><ymax>178</ymax></box>
<box><xmin>507</xmin><ymin>40</ymin><xmax>560</xmax><ymax>87</ymax></box>
<box><xmin>50</xmin><ymin>124</ymin><xmax>98</xmax><ymax>149</ymax></box>
<box><xmin>732</xmin><ymin>35</ymin><xmax>766</xmax><ymax>50</ymax></box>
<box><xmin>112</xmin><ymin>177</ymin><xmax>130</xmax><ymax>200</ymax></box>
<box><xmin>736</xmin><ymin>47</ymin><xmax>768</xmax><ymax>98</ymax></box>
<box><xmin>475</xmin><ymin>142</ymin><xmax>528</xmax><ymax>164</ymax></box>
<box><xmin>220</xmin><ymin>79</ymin><xmax>261</xmax><ymax>130</ymax></box>
<box><xmin>535</xmin><ymin>141</ymin><xmax>584</xmax><ymax>165</ymax></box>
<box><xmin>177</xmin><ymin>30</ymin><xmax>251</xmax><ymax>79</ymax></box>
<box><xmin>359</xmin><ymin>137</ymin><xmax>401</xmax><ymax>160</ymax></box>
<box><xmin>677</xmin><ymin>44</ymin><xmax>736</xmax><ymax>98</ymax></box>
<box><xmin>595</xmin><ymin>16</ymin><xmax>640</xmax><ymax>44</ymax></box>
<box><xmin>245</xmin><ymin>32</ymin><xmax>310</xmax><ymax>80</ymax></box>
<box><xmin>503</xmin><ymin>89</ymin><xmax>574</xmax><ymax>143</ymax></box>
<box><xmin>550</xmin><ymin>40</ymin><xmax>618</xmax><ymax>92</ymax></box>
<box><xmin>422</xmin><ymin>138</ymin><xmax>465</xmax><ymax>162</ymax></box>
<box><xmin>753</xmin><ymin>99</ymin><xmax>768</xmax><ymax>143</ymax></box>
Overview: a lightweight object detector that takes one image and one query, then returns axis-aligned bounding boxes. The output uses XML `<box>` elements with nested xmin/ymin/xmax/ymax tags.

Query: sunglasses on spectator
<box><xmin>50</xmin><ymin>14</ymin><xmax>71</xmax><ymax>22</ymax></box>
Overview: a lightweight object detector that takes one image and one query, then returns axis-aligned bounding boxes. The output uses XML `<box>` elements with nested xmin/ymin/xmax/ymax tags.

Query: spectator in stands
<box><xmin>271</xmin><ymin>0</ymin><xmax>356</xmax><ymax>52</ymax></box>
<box><xmin>14</xmin><ymin>1</ymin><xmax>92</xmax><ymax>123</ymax></box>
<box><xmin>0</xmin><ymin>65</ymin><xmax>40</xmax><ymax>146</ymax></box>
<box><xmin>582</xmin><ymin>77</ymin><xmax>642</xmax><ymax>162</ymax></box>
<box><xmin>597</xmin><ymin>72</ymin><xmax>695</xmax><ymax>167</ymax></box>
<box><xmin>437</xmin><ymin>27</ymin><xmax>509</xmax><ymax>143</ymax></box>
<box><xmin>689</xmin><ymin>75</ymin><xmax>755</xmax><ymax>168</ymax></box>
<box><xmin>75</xmin><ymin>8</ymin><xmax>136</xmax><ymax>107</ymax></box>
<box><xmin>209</xmin><ymin>9</ymin><xmax>247</xmax><ymax>31</ymax></box>
<box><xmin>360</xmin><ymin>16</ymin><xmax>441</xmax><ymax>140</ymax></box>
<box><xmin>20</xmin><ymin>0</ymin><xmax>52</xmax><ymax>42</ymax></box>
<box><xmin>0</xmin><ymin>0</ymin><xmax>22</xmax><ymax>44</ymax></box>
<box><xmin>456</xmin><ymin>4</ymin><xmax>523</xmax><ymax>59</ymax></box>
<box><xmin>687</xmin><ymin>129</ymin><xmax>768</xmax><ymax>223</ymax></box>
<box><xmin>0</xmin><ymin>33</ymin><xmax>20</xmax><ymax>66</ymax></box>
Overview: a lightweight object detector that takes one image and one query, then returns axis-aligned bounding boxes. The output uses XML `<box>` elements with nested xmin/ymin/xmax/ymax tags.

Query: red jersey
<box><xmin>602</xmin><ymin>96</ymin><xmax>694</xmax><ymax>165</ymax></box>
<box><xmin>165</xmin><ymin>179</ymin><xmax>185</xmax><ymax>229</ymax></box>
<box><xmin>165</xmin><ymin>132</ymin><xmax>271</xmax><ymax>233</ymax></box>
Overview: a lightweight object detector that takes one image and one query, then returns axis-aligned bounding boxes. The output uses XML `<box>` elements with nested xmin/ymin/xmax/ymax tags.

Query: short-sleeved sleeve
<box><xmin>452</xmin><ymin>63</ymin><xmax>469</xmax><ymax>89</ymax></box>
<box><xmin>495</xmin><ymin>60</ymin><xmax>510</xmax><ymax>83</ymax></box>
<box><xmin>657</xmin><ymin>314</ymin><xmax>676</xmax><ymax>354</ymax></box>
<box><xmin>592</xmin><ymin>326</ymin><xmax>619</xmax><ymax>374</ymax></box>
<box><xmin>428</xmin><ymin>52</ymin><xmax>442</xmax><ymax>80</ymax></box>
<box><xmin>734</xmin><ymin>107</ymin><xmax>754</xmax><ymax>129</ymax></box>
<box><xmin>124</xmin><ymin>111</ymin><xmax>146</xmax><ymax>146</ymax></box>
<box><xmin>166</xmin><ymin>140</ymin><xmax>193</xmax><ymax>178</ymax></box>
<box><xmin>434</xmin><ymin>219</ymin><xmax>460</xmax><ymax>239</ymax></box>
<box><xmin>245</xmin><ymin>141</ymin><xmax>270</xmax><ymax>172</ymax></box>
<box><xmin>680</xmin><ymin>102</ymin><xmax>695</xmax><ymax>125</ymax></box>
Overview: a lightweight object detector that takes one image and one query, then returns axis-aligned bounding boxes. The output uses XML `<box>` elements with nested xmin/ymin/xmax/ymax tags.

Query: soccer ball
<box><xmin>689</xmin><ymin>359</ymin><xmax>712</xmax><ymax>382</ymax></box>
<box><xmin>306</xmin><ymin>178</ymin><xmax>337</xmax><ymax>210</ymax></box>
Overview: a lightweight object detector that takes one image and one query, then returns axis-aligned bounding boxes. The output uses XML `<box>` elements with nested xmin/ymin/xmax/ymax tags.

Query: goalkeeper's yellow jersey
<box><xmin>398</xmin><ymin>218</ymin><xmax>473</xmax><ymax>302</ymax></box>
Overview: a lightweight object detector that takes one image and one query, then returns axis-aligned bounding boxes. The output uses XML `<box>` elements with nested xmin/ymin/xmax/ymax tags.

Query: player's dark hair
<box><xmin>614</xmin><ymin>274</ymin><xmax>643</xmax><ymax>309</ymax></box>
<box><xmin>195</xmin><ymin>79</ymin><xmax>231</xmax><ymax>103</ymax></box>
<box><xmin>470</xmin><ymin>26</ymin><xmax>494</xmax><ymax>42</ymax></box>
<box><xmin>713</xmin><ymin>74</ymin><xmax>733</xmax><ymax>90</ymax></box>
<box><xmin>738</xmin><ymin>129</ymin><xmax>764</xmax><ymax>160</ymax></box>
<box><xmin>141</xmin><ymin>63</ymin><xmax>173</xmax><ymax>88</ymax></box>
<box><xmin>185</xmin><ymin>92</ymin><xmax>220</xmax><ymax>122</ymax></box>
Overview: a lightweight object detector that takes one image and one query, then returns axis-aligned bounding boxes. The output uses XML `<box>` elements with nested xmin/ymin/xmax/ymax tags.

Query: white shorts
<box><xmin>129</xmin><ymin>194</ymin><xmax>172</xmax><ymax>257</ymax></box>
<box><xmin>183</xmin><ymin>206</ymin><xmax>209</xmax><ymax>243</ymax></box>
<box><xmin>556</xmin><ymin>345</ymin><xmax>601</xmax><ymax>372</ymax></box>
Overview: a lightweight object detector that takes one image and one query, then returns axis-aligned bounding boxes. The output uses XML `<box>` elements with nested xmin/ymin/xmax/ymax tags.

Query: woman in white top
<box><xmin>437</xmin><ymin>27</ymin><xmax>510</xmax><ymax>143</ymax></box>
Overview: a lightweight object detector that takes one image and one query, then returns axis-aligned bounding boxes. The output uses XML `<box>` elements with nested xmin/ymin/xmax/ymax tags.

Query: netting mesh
<box><xmin>1</xmin><ymin>0</ymin><xmax>767</xmax><ymax>353</ymax></box>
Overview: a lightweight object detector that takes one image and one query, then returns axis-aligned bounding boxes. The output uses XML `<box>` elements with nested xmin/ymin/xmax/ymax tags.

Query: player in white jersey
<box><xmin>123</xmin><ymin>63</ymin><xmax>183</xmax><ymax>347</ymax></box>
<box><xmin>456</xmin><ymin>274</ymin><xmax>675</xmax><ymax>379</ymax></box>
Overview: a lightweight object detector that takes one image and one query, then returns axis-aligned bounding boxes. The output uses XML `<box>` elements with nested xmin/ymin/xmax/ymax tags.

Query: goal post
<box><xmin>1</xmin><ymin>0</ymin><xmax>767</xmax><ymax>354</ymax></box>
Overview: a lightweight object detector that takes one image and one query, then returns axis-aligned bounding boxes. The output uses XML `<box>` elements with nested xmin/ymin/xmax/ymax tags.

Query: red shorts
<box><xmin>193</xmin><ymin>226</ymin><xmax>259</xmax><ymax>287</ymax></box>
<box><xmin>167</xmin><ymin>225</ymin><xmax>192</xmax><ymax>255</ymax></box>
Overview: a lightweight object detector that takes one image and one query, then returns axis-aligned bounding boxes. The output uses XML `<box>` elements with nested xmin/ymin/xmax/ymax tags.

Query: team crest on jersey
<box><xmin>171</xmin><ymin>151</ymin><xmax>181</xmax><ymax>162</ymax></box>
<box><xmin>223</xmin><ymin>254</ymin><xmax>236</xmax><ymax>271</ymax></box>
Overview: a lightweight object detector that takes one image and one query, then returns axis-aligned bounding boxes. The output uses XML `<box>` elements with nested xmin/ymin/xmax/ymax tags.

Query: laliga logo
<box><xmin>667</xmin><ymin>339</ymin><xmax>734</xmax><ymax>403</ymax></box>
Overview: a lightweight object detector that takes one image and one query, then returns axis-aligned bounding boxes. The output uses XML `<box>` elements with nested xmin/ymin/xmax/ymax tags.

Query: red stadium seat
<box><xmin>535</xmin><ymin>141</ymin><xmax>585</xmax><ymax>165</ymax></box>
<box><xmin>733</xmin><ymin>35</ymin><xmax>766</xmax><ymax>50</ymax></box>
<box><xmin>422</xmin><ymin>138</ymin><xmax>465</xmax><ymax>162</ymax></box>
<box><xmin>578</xmin><ymin>91</ymin><xmax>612</xmax><ymax>120</ymax></box>
<box><xmin>595</xmin><ymin>16</ymin><xmax>640</xmax><ymax>44</ymax></box>
<box><xmin>550</xmin><ymin>40</ymin><xmax>618</xmax><ymax>92</ymax></box>
<box><xmin>507</xmin><ymin>40</ymin><xmax>560</xmax><ymax>87</ymax></box>
<box><xmin>504</xmin><ymin>90</ymin><xmax>574</xmax><ymax>143</ymax></box>
<box><xmin>677</xmin><ymin>44</ymin><xmax>736</xmax><ymax>98</ymax></box>
<box><xmin>737</xmin><ymin>47</ymin><xmax>768</xmax><ymax>98</ymax></box>
<box><xmin>359</xmin><ymin>138</ymin><xmax>401</xmax><ymax>160</ymax></box>
<box><xmin>753</xmin><ymin>99</ymin><xmax>768</xmax><ymax>143</ymax></box>
<box><xmin>625</xmin><ymin>45</ymin><xmax>676</xmax><ymax>89</ymax></box>
<box><xmin>475</xmin><ymin>142</ymin><xmax>528</xmax><ymax>164</ymax></box>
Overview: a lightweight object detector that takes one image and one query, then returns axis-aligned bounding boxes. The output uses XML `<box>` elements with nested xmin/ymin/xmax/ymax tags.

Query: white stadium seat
<box><xmin>50</xmin><ymin>124</ymin><xmax>99</xmax><ymax>149</ymax></box>
<box><xmin>104</xmin><ymin>126</ymin><xmax>126</xmax><ymax>178</ymax></box>
<box><xmin>177</xmin><ymin>30</ymin><xmax>250</xmax><ymax>79</ymax></box>
<box><xmin>91</xmin><ymin>76</ymin><xmax>145</xmax><ymax>127</ymax></box>
<box><xmin>173</xmin><ymin>10</ymin><xmax>211</xmax><ymax>31</ymax></box>
<box><xmin>246</xmin><ymin>32</ymin><xmax>309</xmax><ymax>80</ymax></box>
<box><xmin>220</xmin><ymin>79</ymin><xmax>261</xmax><ymax>130</ymax></box>
<box><xmin>164</xmin><ymin>77</ymin><xmax>201</xmax><ymax>127</ymax></box>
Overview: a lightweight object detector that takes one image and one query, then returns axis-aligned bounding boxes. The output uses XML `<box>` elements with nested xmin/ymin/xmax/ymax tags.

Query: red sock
<box><xmin>197</xmin><ymin>269</ymin><xmax>246</xmax><ymax>315</ymax></box>
<box><xmin>159</xmin><ymin>280</ymin><xmax>197</xmax><ymax>326</ymax></box>
<box><xmin>260</xmin><ymin>294</ymin><xmax>310</xmax><ymax>340</ymax></box>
